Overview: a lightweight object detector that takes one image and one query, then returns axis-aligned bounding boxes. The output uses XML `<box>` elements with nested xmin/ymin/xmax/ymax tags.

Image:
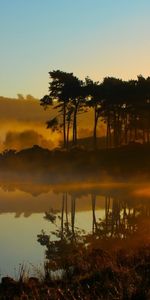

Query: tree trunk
<box><xmin>61</xmin><ymin>194</ymin><xmax>65</xmax><ymax>237</ymax></box>
<box><xmin>93</xmin><ymin>106</ymin><xmax>98</xmax><ymax>149</ymax></box>
<box><xmin>72</xmin><ymin>112</ymin><xmax>76</xmax><ymax>144</ymax></box>
<box><xmin>72</xmin><ymin>104</ymin><xmax>78</xmax><ymax>145</ymax></box>
<box><xmin>66</xmin><ymin>118</ymin><xmax>71</xmax><ymax>148</ymax></box>
<box><xmin>63</xmin><ymin>102</ymin><xmax>67</xmax><ymax>148</ymax></box>
<box><xmin>92</xmin><ymin>194</ymin><xmax>97</xmax><ymax>233</ymax></box>
<box><xmin>106</xmin><ymin>113</ymin><xmax>111</xmax><ymax>148</ymax></box>
<box><xmin>113</xmin><ymin>111</ymin><xmax>117</xmax><ymax>147</ymax></box>
<box><xmin>124</xmin><ymin>114</ymin><xmax>128</xmax><ymax>145</ymax></box>
<box><xmin>64</xmin><ymin>192</ymin><xmax>69</xmax><ymax>231</ymax></box>
<box><xmin>71</xmin><ymin>196</ymin><xmax>76</xmax><ymax>236</ymax></box>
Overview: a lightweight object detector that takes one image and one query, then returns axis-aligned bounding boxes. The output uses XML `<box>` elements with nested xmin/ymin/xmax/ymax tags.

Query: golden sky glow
<box><xmin>0</xmin><ymin>1</ymin><xmax>150</xmax><ymax>97</ymax></box>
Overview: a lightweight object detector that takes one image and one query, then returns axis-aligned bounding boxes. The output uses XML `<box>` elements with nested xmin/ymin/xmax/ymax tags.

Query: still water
<box><xmin>0</xmin><ymin>179</ymin><xmax>150</xmax><ymax>278</ymax></box>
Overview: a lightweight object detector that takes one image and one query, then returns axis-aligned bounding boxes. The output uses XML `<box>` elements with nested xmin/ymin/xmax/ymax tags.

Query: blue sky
<box><xmin>0</xmin><ymin>0</ymin><xmax>150</xmax><ymax>97</ymax></box>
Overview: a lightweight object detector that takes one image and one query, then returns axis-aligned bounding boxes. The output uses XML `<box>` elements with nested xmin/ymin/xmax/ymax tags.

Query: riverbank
<box><xmin>0</xmin><ymin>143</ymin><xmax>150</xmax><ymax>183</ymax></box>
<box><xmin>1</xmin><ymin>243</ymin><xmax>150</xmax><ymax>299</ymax></box>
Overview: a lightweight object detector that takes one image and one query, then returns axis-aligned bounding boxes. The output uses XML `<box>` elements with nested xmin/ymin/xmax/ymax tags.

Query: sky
<box><xmin>1</xmin><ymin>0</ymin><xmax>150</xmax><ymax>98</ymax></box>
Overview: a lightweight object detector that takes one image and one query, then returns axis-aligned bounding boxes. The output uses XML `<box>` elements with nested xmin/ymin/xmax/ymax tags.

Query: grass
<box><xmin>0</xmin><ymin>244</ymin><xmax>150</xmax><ymax>299</ymax></box>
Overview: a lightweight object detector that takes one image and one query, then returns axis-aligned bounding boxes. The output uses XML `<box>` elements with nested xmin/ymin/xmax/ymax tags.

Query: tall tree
<box><xmin>85</xmin><ymin>78</ymin><xmax>102</xmax><ymax>148</ymax></box>
<box><xmin>40</xmin><ymin>70</ymin><xmax>81</xmax><ymax>148</ymax></box>
<box><xmin>41</xmin><ymin>71</ymin><xmax>150</xmax><ymax>150</ymax></box>
<box><xmin>101</xmin><ymin>77</ymin><xmax>126</xmax><ymax>147</ymax></box>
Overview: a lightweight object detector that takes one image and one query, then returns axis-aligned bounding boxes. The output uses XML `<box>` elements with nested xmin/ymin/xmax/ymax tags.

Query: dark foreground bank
<box><xmin>0</xmin><ymin>244</ymin><xmax>150</xmax><ymax>299</ymax></box>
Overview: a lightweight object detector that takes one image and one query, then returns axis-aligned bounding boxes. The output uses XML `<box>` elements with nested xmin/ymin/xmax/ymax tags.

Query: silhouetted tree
<box><xmin>85</xmin><ymin>78</ymin><xmax>102</xmax><ymax>148</ymax></box>
<box><xmin>41</xmin><ymin>71</ymin><xmax>150</xmax><ymax>149</ymax></box>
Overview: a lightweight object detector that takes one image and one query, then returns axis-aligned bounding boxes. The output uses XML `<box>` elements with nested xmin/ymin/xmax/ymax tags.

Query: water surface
<box><xmin>0</xmin><ymin>179</ymin><xmax>150</xmax><ymax>278</ymax></box>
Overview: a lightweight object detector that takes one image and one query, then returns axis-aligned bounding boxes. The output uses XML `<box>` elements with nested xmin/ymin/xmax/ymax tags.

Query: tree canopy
<box><xmin>41</xmin><ymin>71</ymin><xmax>150</xmax><ymax>149</ymax></box>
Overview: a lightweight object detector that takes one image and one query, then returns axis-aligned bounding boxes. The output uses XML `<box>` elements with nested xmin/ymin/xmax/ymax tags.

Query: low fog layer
<box><xmin>0</xmin><ymin>96</ymin><xmax>59</xmax><ymax>150</ymax></box>
<box><xmin>0</xmin><ymin>96</ymin><xmax>97</xmax><ymax>151</ymax></box>
<box><xmin>4</xmin><ymin>130</ymin><xmax>55</xmax><ymax>150</ymax></box>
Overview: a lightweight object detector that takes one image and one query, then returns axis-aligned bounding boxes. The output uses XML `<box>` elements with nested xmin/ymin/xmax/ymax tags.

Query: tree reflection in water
<box><xmin>37</xmin><ymin>192</ymin><xmax>86</xmax><ymax>280</ymax></box>
<box><xmin>37</xmin><ymin>189</ymin><xmax>150</xmax><ymax>283</ymax></box>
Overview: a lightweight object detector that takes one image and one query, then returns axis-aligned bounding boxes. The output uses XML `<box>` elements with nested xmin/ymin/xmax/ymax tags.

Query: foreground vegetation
<box><xmin>1</xmin><ymin>244</ymin><xmax>150</xmax><ymax>299</ymax></box>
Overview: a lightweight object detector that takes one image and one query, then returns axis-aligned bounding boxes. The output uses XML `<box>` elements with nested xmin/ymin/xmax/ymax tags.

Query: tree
<box><xmin>41</xmin><ymin>70</ymin><xmax>150</xmax><ymax>150</ymax></box>
<box><xmin>41</xmin><ymin>70</ymin><xmax>83</xmax><ymax>148</ymax></box>
<box><xmin>85</xmin><ymin>78</ymin><xmax>102</xmax><ymax>148</ymax></box>
<box><xmin>101</xmin><ymin>77</ymin><xmax>126</xmax><ymax>147</ymax></box>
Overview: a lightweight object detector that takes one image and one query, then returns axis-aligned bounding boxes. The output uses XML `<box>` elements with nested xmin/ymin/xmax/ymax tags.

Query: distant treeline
<box><xmin>41</xmin><ymin>71</ymin><xmax>150</xmax><ymax>148</ymax></box>
<box><xmin>0</xmin><ymin>94</ymin><xmax>38</xmax><ymax>101</ymax></box>
<box><xmin>1</xmin><ymin>143</ymin><xmax>150</xmax><ymax>179</ymax></box>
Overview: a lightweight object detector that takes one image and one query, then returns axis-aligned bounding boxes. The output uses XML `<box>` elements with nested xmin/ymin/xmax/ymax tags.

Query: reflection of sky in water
<box><xmin>0</xmin><ymin>213</ymin><xmax>53</xmax><ymax>278</ymax></box>
<box><xmin>73</xmin><ymin>210</ymin><xmax>105</xmax><ymax>232</ymax></box>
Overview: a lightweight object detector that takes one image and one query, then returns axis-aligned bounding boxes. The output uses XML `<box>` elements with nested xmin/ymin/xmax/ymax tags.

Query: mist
<box><xmin>0</xmin><ymin>96</ymin><xmax>96</xmax><ymax>151</ymax></box>
<box><xmin>3</xmin><ymin>130</ymin><xmax>55</xmax><ymax>151</ymax></box>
